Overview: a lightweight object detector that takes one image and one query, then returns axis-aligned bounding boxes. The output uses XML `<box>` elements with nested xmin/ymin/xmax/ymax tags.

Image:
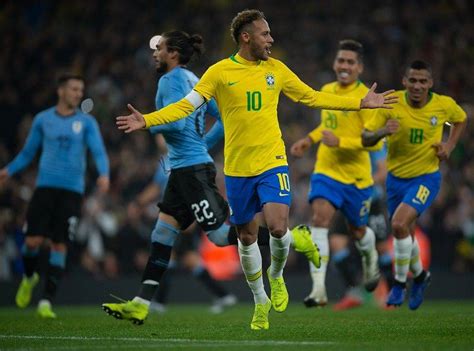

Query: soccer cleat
<box><xmin>291</xmin><ymin>225</ymin><xmax>321</xmax><ymax>269</ymax></box>
<box><xmin>361</xmin><ymin>249</ymin><xmax>381</xmax><ymax>292</ymax></box>
<box><xmin>210</xmin><ymin>294</ymin><xmax>238</xmax><ymax>314</ymax></box>
<box><xmin>250</xmin><ymin>299</ymin><xmax>272</xmax><ymax>330</ymax></box>
<box><xmin>303</xmin><ymin>290</ymin><xmax>328</xmax><ymax>308</ymax></box>
<box><xmin>267</xmin><ymin>268</ymin><xmax>289</xmax><ymax>313</ymax></box>
<box><xmin>333</xmin><ymin>295</ymin><xmax>363</xmax><ymax>311</ymax></box>
<box><xmin>16</xmin><ymin>273</ymin><xmax>39</xmax><ymax>308</ymax></box>
<box><xmin>386</xmin><ymin>284</ymin><xmax>406</xmax><ymax>307</ymax></box>
<box><xmin>37</xmin><ymin>300</ymin><xmax>57</xmax><ymax>319</ymax></box>
<box><xmin>409</xmin><ymin>271</ymin><xmax>431</xmax><ymax>311</ymax></box>
<box><xmin>102</xmin><ymin>299</ymin><xmax>149</xmax><ymax>325</ymax></box>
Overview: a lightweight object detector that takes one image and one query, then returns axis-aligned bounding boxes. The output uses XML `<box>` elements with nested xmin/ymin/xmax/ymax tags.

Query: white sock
<box><xmin>394</xmin><ymin>236</ymin><xmax>413</xmax><ymax>283</ymax></box>
<box><xmin>238</xmin><ymin>240</ymin><xmax>268</xmax><ymax>304</ymax></box>
<box><xmin>410</xmin><ymin>239</ymin><xmax>423</xmax><ymax>277</ymax></box>
<box><xmin>355</xmin><ymin>227</ymin><xmax>376</xmax><ymax>256</ymax></box>
<box><xmin>309</xmin><ymin>227</ymin><xmax>329</xmax><ymax>274</ymax></box>
<box><xmin>133</xmin><ymin>296</ymin><xmax>151</xmax><ymax>306</ymax></box>
<box><xmin>268</xmin><ymin>229</ymin><xmax>291</xmax><ymax>278</ymax></box>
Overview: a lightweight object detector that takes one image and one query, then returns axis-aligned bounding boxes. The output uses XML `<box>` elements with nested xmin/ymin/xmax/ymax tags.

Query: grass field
<box><xmin>1</xmin><ymin>301</ymin><xmax>473</xmax><ymax>350</ymax></box>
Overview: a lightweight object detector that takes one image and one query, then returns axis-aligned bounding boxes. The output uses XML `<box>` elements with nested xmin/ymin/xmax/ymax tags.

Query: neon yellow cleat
<box><xmin>291</xmin><ymin>225</ymin><xmax>321</xmax><ymax>269</ymax></box>
<box><xmin>37</xmin><ymin>300</ymin><xmax>57</xmax><ymax>319</ymax></box>
<box><xmin>16</xmin><ymin>273</ymin><xmax>39</xmax><ymax>308</ymax></box>
<box><xmin>250</xmin><ymin>299</ymin><xmax>272</xmax><ymax>330</ymax></box>
<box><xmin>267</xmin><ymin>268</ymin><xmax>289</xmax><ymax>313</ymax></box>
<box><xmin>102</xmin><ymin>300</ymin><xmax>149</xmax><ymax>325</ymax></box>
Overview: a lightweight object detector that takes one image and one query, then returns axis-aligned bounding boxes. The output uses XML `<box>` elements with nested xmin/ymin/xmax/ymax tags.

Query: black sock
<box><xmin>154</xmin><ymin>267</ymin><xmax>174</xmax><ymax>304</ymax></box>
<box><xmin>43</xmin><ymin>264</ymin><xmax>63</xmax><ymax>301</ymax></box>
<box><xmin>414</xmin><ymin>270</ymin><xmax>426</xmax><ymax>284</ymax></box>
<box><xmin>394</xmin><ymin>279</ymin><xmax>406</xmax><ymax>288</ymax></box>
<box><xmin>335</xmin><ymin>253</ymin><xmax>361</xmax><ymax>288</ymax></box>
<box><xmin>22</xmin><ymin>247</ymin><xmax>39</xmax><ymax>277</ymax></box>
<box><xmin>379</xmin><ymin>261</ymin><xmax>395</xmax><ymax>289</ymax></box>
<box><xmin>138</xmin><ymin>242</ymin><xmax>172</xmax><ymax>301</ymax></box>
<box><xmin>195</xmin><ymin>267</ymin><xmax>227</xmax><ymax>298</ymax></box>
<box><xmin>227</xmin><ymin>226</ymin><xmax>270</xmax><ymax>246</ymax></box>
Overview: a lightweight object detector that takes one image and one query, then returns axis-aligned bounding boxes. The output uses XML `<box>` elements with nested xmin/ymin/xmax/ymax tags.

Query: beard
<box><xmin>156</xmin><ymin>61</ymin><xmax>168</xmax><ymax>73</ymax></box>
<box><xmin>249</xmin><ymin>42</ymin><xmax>267</xmax><ymax>61</ymax></box>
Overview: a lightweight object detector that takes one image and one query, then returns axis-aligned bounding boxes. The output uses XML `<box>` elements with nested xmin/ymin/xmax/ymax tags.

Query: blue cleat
<box><xmin>386</xmin><ymin>284</ymin><xmax>406</xmax><ymax>307</ymax></box>
<box><xmin>409</xmin><ymin>271</ymin><xmax>431</xmax><ymax>311</ymax></box>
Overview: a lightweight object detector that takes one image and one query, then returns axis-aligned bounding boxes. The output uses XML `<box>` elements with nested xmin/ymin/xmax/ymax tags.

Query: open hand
<box><xmin>116</xmin><ymin>104</ymin><xmax>146</xmax><ymax>133</ymax></box>
<box><xmin>361</xmin><ymin>83</ymin><xmax>398</xmax><ymax>109</ymax></box>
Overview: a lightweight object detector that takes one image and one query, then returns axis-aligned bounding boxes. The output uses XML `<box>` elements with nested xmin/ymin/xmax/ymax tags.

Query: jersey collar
<box><xmin>230</xmin><ymin>53</ymin><xmax>261</xmax><ymax>66</ymax></box>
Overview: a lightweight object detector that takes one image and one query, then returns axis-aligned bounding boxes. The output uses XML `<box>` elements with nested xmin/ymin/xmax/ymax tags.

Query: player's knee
<box><xmin>151</xmin><ymin>220</ymin><xmax>179</xmax><ymax>246</ymax></box>
<box><xmin>267</xmin><ymin>223</ymin><xmax>287</xmax><ymax>238</ymax></box>
<box><xmin>311</xmin><ymin>212</ymin><xmax>329</xmax><ymax>227</ymax></box>
<box><xmin>207</xmin><ymin>224</ymin><xmax>230</xmax><ymax>247</ymax></box>
<box><xmin>391</xmin><ymin>219</ymin><xmax>409</xmax><ymax>238</ymax></box>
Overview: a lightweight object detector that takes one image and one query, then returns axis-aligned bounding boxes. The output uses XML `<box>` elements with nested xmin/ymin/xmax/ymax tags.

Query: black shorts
<box><xmin>329</xmin><ymin>198</ymin><xmax>389</xmax><ymax>242</ymax></box>
<box><xmin>25</xmin><ymin>187</ymin><xmax>82</xmax><ymax>243</ymax></box>
<box><xmin>159</xmin><ymin>163</ymin><xmax>228</xmax><ymax>231</ymax></box>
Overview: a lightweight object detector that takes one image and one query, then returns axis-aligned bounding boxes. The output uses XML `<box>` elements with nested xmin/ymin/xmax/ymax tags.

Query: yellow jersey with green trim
<box><xmin>144</xmin><ymin>53</ymin><xmax>362</xmax><ymax>177</ymax></box>
<box><xmin>364</xmin><ymin>90</ymin><xmax>467</xmax><ymax>178</ymax></box>
<box><xmin>307</xmin><ymin>81</ymin><xmax>377</xmax><ymax>188</ymax></box>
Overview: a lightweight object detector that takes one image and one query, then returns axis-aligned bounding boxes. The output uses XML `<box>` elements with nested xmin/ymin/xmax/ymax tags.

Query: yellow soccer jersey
<box><xmin>307</xmin><ymin>81</ymin><xmax>378</xmax><ymax>188</ymax></box>
<box><xmin>144</xmin><ymin>53</ymin><xmax>361</xmax><ymax>177</ymax></box>
<box><xmin>364</xmin><ymin>90</ymin><xmax>467</xmax><ymax>178</ymax></box>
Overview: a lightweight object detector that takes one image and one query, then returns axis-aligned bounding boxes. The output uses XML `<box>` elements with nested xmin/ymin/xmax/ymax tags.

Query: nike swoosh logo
<box><xmin>227</xmin><ymin>81</ymin><xmax>239</xmax><ymax>86</ymax></box>
<box><xmin>412</xmin><ymin>199</ymin><xmax>422</xmax><ymax>205</ymax></box>
<box><xmin>279</xmin><ymin>192</ymin><xmax>289</xmax><ymax>197</ymax></box>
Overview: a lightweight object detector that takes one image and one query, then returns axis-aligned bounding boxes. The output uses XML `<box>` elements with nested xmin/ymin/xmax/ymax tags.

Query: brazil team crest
<box><xmin>430</xmin><ymin>116</ymin><xmax>438</xmax><ymax>126</ymax></box>
<box><xmin>265</xmin><ymin>72</ymin><xmax>275</xmax><ymax>89</ymax></box>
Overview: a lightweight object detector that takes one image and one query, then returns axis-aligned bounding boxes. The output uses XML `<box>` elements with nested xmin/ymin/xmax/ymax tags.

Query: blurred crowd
<box><xmin>0</xmin><ymin>0</ymin><xmax>473</xmax><ymax>281</ymax></box>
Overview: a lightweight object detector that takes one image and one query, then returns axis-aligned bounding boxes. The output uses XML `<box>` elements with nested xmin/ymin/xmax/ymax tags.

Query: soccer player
<box><xmin>115</xmin><ymin>11</ymin><xmax>396</xmax><ymax>329</ymax></box>
<box><xmin>290</xmin><ymin>40</ymin><xmax>384</xmax><ymax>307</ymax></box>
<box><xmin>102</xmin><ymin>30</ymin><xmax>319</xmax><ymax>326</ymax></box>
<box><xmin>0</xmin><ymin>73</ymin><xmax>110</xmax><ymax>318</ymax></box>
<box><xmin>362</xmin><ymin>60</ymin><xmax>467</xmax><ymax>309</ymax></box>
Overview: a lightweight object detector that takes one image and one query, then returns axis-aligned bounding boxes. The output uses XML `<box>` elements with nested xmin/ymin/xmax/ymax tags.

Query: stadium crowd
<box><xmin>0</xmin><ymin>0</ymin><xmax>473</xmax><ymax>281</ymax></box>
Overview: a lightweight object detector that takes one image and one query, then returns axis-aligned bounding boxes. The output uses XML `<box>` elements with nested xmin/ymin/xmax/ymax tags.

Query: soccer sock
<box><xmin>354</xmin><ymin>227</ymin><xmax>376</xmax><ymax>256</ymax></box>
<box><xmin>333</xmin><ymin>248</ymin><xmax>360</xmax><ymax>288</ymax></box>
<box><xmin>410</xmin><ymin>239</ymin><xmax>425</xmax><ymax>281</ymax></box>
<box><xmin>21</xmin><ymin>244</ymin><xmax>40</xmax><ymax>277</ymax></box>
<box><xmin>309</xmin><ymin>227</ymin><xmax>329</xmax><ymax>295</ymax></box>
<box><xmin>379</xmin><ymin>252</ymin><xmax>394</xmax><ymax>288</ymax></box>
<box><xmin>193</xmin><ymin>265</ymin><xmax>228</xmax><ymax>298</ymax></box>
<box><xmin>238</xmin><ymin>240</ymin><xmax>268</xmax><ymax>304</ymax></box>
<box><xmin>43</xmin><ymin>250</ymin><xmax>66</xmax><ymax>302</ymax></box>
<box><xmin>154</xmin><ymin>263</ymin><xmax>175</xmax><ymax>304</ymax></box>
<box><xmin>393</xmin><ymin>236</ymin><xmax>413</xmax><ymax>283</ymax></box>
<box><xmin>268</xmin><ymin>229</ymin><xmax>291</xmax><ymax>278</ymax></box>
<box><xmin>227</xmin><ymin>226</ymin><xmax>270</xmax><ymax>246</ymax></box>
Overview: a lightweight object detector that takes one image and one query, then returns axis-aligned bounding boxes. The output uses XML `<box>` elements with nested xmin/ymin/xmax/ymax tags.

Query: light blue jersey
<box><xmin>152</xmin><ymin>155</ymin><xmax>170</xmax><ymax>202</ymax></box>
<box><xmin>149</xmin><ymin>67</ymin><xmax>221</xmax><ymax>169</ymax></box>
<box><xmin>369</xmin><ymin>144</ymin><xmax>387</xmax><ymax>201</ymax></box>
<box><xmin>6</xmin><ymin>107</ymin><xmax>109</xmax><ymax>194</ymax></box>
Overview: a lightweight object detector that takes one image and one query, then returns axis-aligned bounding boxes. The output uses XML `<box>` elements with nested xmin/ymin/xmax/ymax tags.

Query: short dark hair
<box><xmin>162</xmin><ymin>30</ymin><xmax>204</xmax><ymax>65</ymax></box>
<box><xmin>337</xmin><ymin>39</ymin><xmax>364</xmax><ymax>62</ymax></box>
<box><xmin>405</xmin><ymin>60</ymin><xmax>432</xmax><ymax>76</ymax></box>
<box><xmin>57</xmin><ymin>73</ymin><xmax>84</xmax><ymax>87</ymax></box>
<box><xmin>230</xmin><ymin>9</ymin><xmax>265</xmax><ymax>44</ymax></box>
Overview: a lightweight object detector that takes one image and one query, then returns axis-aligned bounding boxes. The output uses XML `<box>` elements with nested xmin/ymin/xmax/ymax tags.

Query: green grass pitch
<box><xmin>1</xmin><ymin>301</ymin><xmax>473</xmax><ymax>350</ymax></box>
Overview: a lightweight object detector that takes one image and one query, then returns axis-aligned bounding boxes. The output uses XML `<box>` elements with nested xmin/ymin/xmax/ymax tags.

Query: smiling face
<box><xmin>403</xmin><ymin>68</ymin><xmax>433</xmax><ymax>106</ymax></box>
<box><xmin>333</xmin><ymin>49</ymin><xmax>363</xmax><ymax>86</ymax></box>
<box><xmin>243</xmin><ymin>19</ymin><xmax>274</xmax><ymax>61</ymax></box>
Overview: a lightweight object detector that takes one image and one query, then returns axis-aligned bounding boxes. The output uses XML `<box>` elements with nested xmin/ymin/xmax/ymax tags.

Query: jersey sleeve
<box><xmin>85</xmin><ymin>117</ymin><xmax>109</xmax><ymax>177</ymax></box>
<box><xmin>444</xmin><ymin>97</ymin><xmax>467</xmax><ymax>123</ymax></box>
<box><xmin>6</xmin><ymin>114</ymin><xmax>43</xmax><ymax>175</ymax></box>
<box><xmin>307</xmin><ymin>124</ymin><xmax>323</xmax><ymax>143</ymax></box>
<box><xmin>204</xmin><ymin>119</ymin><xmax>224</xmax><ymax>151</ymax></box>
<box><xmin>364</xmin><ymin>109</ymin><xmax>390</xmax><ymax>131</ymax></box>
<box><xmin>279</xmin><ymin>62</ymin><xmax>361</xmax><ymax>110</ymax></box>
<box><xmin>192</xmin><ymin>64</ymin><xmax>220</xmax><ymax>102</ymax></box>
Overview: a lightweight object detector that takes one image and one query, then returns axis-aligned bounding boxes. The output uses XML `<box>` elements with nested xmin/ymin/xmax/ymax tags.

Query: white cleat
<box><xmin>362</xmin><ymin>249</ymin><xmax>381</xmax><ymax>292</ymax></box>
<box><xmin>210</xmin><ymin>294</ymin><xmax>237</xmax><ymax>314</ymax></box>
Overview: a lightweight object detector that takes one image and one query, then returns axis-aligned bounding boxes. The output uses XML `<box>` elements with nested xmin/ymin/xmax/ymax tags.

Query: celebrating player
<box><xmin>115</xmin><ymin>10</ymin><xmax>396</xmax><ymax>329</ymax></box>
<box><xmin>362</xmin><ymin>60</ymin><xmax>467</xmax><ymax>309</ymax></box>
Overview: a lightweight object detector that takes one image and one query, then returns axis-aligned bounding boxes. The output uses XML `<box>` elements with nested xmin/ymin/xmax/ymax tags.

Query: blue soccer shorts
<box><xmin>225</xmin><ymin>166</ymin><xmax>291</xmax><ymax>225</ymax></box>
<box><xmin>309</xmin><ymin>173</ymin><xmax>373</xmax><ymax>227</ymax></box>
<box><xmin>386</xmin><ymin>171</ymin><xmax>441</xmax><ymax>218</ymax></box>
